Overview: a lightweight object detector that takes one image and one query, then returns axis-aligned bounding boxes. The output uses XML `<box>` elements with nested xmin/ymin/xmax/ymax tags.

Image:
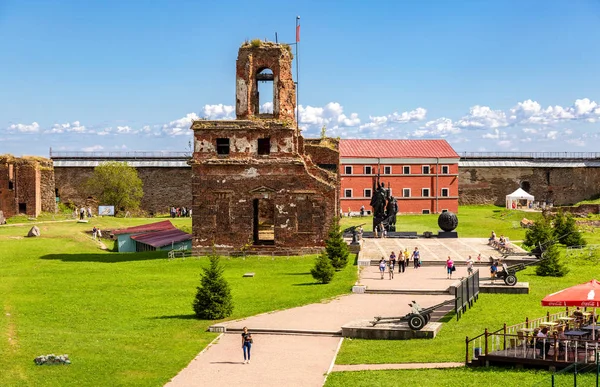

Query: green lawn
<box><xmin>325</xmin><ymin>367</ymin><xmax>597</xmax><ymax>387</ymax></box>
<box><xmin>341</xmin><ymin>205</ymin><xmax>544</xmax><ymax>240</ymax></box>
<box><xmin>1</xmin><ymin>217</ymin><xmax>356</xmax><ymax>387</ymax></box>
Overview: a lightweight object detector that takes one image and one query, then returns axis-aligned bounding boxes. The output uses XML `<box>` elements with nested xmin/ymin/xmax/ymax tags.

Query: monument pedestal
<box><xmin>437</xmin><ymin>231</ymin><xmax>458</xmax><ymax>238</ymax></box>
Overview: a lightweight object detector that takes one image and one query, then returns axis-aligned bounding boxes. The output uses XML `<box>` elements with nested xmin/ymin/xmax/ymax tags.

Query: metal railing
<box><xmin>49</xmin><ymin>150</ymin><xmax>190</xmax><ymax>159</ymax></box>
<box><xmin>460</xmin><ymin>152</ymin><xmax>600</xmax><ymax>159</ymax></box>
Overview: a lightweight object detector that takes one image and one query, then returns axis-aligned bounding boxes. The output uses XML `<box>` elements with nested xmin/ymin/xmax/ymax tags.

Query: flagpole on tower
<box><xmin>295</xmin><ymin>15</ymin><xmax>300</xmax><ymax>131</ymax></box>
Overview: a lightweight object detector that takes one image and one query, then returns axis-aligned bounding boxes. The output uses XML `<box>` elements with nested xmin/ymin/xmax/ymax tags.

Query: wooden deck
<box><xmin>471</xmin><ymin>345</ymin><xmax>599</xmax><ymax>370</ymax></box>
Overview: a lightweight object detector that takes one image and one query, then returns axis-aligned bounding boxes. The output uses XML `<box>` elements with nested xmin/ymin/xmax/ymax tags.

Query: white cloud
<box><xmin>412</xmin><ymin>117</ymin><xmax>461</xmax><ymax>138</ymax></box>
<box><xmin>162</xmin><ymin>113</ymin><xmax>199</xmax><ymax>136</ymax></box>
<box><xmin>261</xmin><ymin>102</ymin><xmax>273</xmax><ymax>114</ymax></box>
<box><xmin>359</xmin><ymin>107</ymin><xmax>426</xmax><ymax>132</ymax></box>
<box><xmin>202</xmin><ymin>104</ymin><xmax>235</xmax><ymax>119</ymax></box>
<box><xmin>458</xmin><ymin>106</ymin><xmax>507</xmax><ymax>129</ymax></box>
<box><xmin>298</xmin><ymin>102</ymin><xmax>361</xmax><ymax>135</ymax></box>
<box><xmin>81</xmin><ymin>145</ymin><xmax>104</xmax><ymax>152</ymax></box>
<box><xmin>8</xmin><ymin>122</ymin><xmax>40</xmax><ymax>133</ymax></box>
<box><xmin>567</xmin><ymin>138</ymin><xmax>586</xmax><ymax>147</ymax></box>
<box><xmin>546</xmin><ymin>131</ymin><xmax>558</xmax><ymax>140</ymax></box>
<box><xmin>46</xmin><ymin>121</ymin><xmax>87</xmax><ymax>134</ymax></box>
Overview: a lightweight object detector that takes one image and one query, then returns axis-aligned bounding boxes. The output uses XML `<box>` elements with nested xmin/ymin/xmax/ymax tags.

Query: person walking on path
<box><xmin>92</xmin><ymin>226</ymin><xmax>98</xmax><ymax>240</ymax></box>
<box><xmin>379</xmin><ymin>257</ymin><xmax>386</xmax><ymax>279</ymax></box>
<box><xmin>241</xmin><ymin>327</ymin><xmax>253</xmax><ymax>364</ymax></box>
<box><xmin>446</xmin><ymin>256</ymin><xmax>455</xmax><ymax>279</ymax></box>
<box><xmin>398</xmin><ymin>248</ymin><xmax>407</xmax><ymax>273</ymax></box>
<box><xmin>79</xmin><ymin>207</ymin><xmax>85</xmax><ymax>220</ymax></box>
<box><xmin>388</xmin><ymin>258</ymin><xmax>395</xmax><ymax>280</ymax></box>
<box><xmin>389</xmin><ymin>251</ymin><xmax>396</xmax><ymax>273</ymax></box>
<box><xmin>411</xmin><ymin>247</ymin><xmax>420</xmax><ymax>269</ymax></box>
<box><xmin>466</xmin><ymin>256</ymin><xmax>474</xmax><ymax>276</ymax></box>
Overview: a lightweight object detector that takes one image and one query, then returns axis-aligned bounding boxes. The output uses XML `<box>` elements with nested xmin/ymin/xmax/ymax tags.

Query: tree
<box><xmin>310</xmin><ymin>251</ymin><xmax>335</xmax><ymax>284</ymax></box>
<box><xmin>536</xmin><ymin>242</ymin><xmax>569</xmax><ymax>277</ymax></box>
<box><xmin>193</xmin><ymin>254</ymin><xmax>234</xmax><ymax>319</ymax></box>
<box><xmin>325</xmin><ymin>217</ymin><xmax>350</xmax><ymax>270</ymax></box>
<box><xmin>553</xmin><ymin>210</ymin><xmax>586</xmax><ymax>247</ymax></box>
<box><xmin>86</xmin><ymin>161</ymin><xmax>143</xmax><ymax>214</ymax></box>
<box><xmin>320</xmin><ymin>125</ymin><xmax>327</xmax><ymax>139</ymax></box>
<box><xmin>523</xmin><ymin>215</ymin><xmax>554</xmax><ymax>249</ymax></box>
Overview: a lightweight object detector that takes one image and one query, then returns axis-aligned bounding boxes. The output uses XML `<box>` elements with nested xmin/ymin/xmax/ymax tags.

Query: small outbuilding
<box><xmin>505</xmin><ymin>188</ymin><xmax>534</xmax><ymax>210</ymax></box>
<box><xmin>112</xmin><ymin>220</ymin><xmax>191</xmax><ymax>252</ymax></box>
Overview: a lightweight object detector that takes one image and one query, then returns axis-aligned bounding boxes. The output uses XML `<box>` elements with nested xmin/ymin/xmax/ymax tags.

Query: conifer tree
<box><xmin>536</xmin><ymin>242</ymin><xmax>569</xmax><ymax>277</ymax></box>
<box><xmin>553</xmin><ymin>210</ymin><xmax>586</xmax><ymax>247</ymax></box>
<box><xmin>193</xmin><ymin>253</ymin><xmax>234</xmax><ymax>320</ymax></box>
<box><xmin>523</xmin><ymin>215</ymin><xmax>554</xmax><ymax>249</ymax></box>
<box><xmin>311</xmin><ymin>251</ymin><xmax>335</xmax><ymax>284</ymax></box>
<box><xmin>325</xmin><ymin>217</ymin><xmax>350</xmax><ymax>270</ymax></box>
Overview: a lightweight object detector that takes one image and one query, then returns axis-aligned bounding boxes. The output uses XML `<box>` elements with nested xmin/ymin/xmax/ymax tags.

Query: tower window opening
<box><xmin>257</xmin><ymin>68</ymin><xmax>274</xmax><ymax>115</ymax></box>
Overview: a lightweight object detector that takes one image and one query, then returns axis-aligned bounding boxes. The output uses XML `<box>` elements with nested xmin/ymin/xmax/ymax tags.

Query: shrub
<box><xmin>553</xmin><ymin>210</ymin><xmax>586</xmax><ymax>247</ymax></box>
<box><xmin>325</xmin><ymin>217</ymin><xmax>350</xmax><ymax>270</ymax></box>
<box><xmin>536</xmin><ymin>242</ymin><xmax>569</xmax><ymax>277</ymax></box>
<box><xmin>311</xmin><ymin>251</ymin><xmax>335</xmax><ymax>284</ymax></box>
<box><xmin>250</xmin><ymin>39</ymin><xmax>262</xmax><ymax>48</ymax></box>
<box><xmin>192</xmin><ymin>253</ymin><xmax>234</xmax><ymax>320</ymax></box>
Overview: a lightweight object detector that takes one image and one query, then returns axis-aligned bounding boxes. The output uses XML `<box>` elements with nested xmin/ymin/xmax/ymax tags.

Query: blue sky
<box><xmin>1</xmin><ymin>0</ymin><xmax>600</xmax><ymax>156</ymax></box>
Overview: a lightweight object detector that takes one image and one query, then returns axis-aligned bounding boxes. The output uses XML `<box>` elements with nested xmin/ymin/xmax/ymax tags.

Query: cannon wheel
<box><xmin>504</xmin><ymin>274</ymin><xmax>517</xmax><ymax>286</ymax></box>
<box><xmin>423</xmin><ymin>313</ymin><xmax>431</xmax><ymax>324</ymax></box>
<box><xmin>408</xmin><ymin>314</ymin><xmax>426</xmax><ymax>330</ymax></box>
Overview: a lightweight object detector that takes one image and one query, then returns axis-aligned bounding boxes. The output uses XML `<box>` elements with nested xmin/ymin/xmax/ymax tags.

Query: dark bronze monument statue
<box><xmin>370</xmin><ymin>176</ymin><xmax>398</xmax><ymax>232</ymax></box>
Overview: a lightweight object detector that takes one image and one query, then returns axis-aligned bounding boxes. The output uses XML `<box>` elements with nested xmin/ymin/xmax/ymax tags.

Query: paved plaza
<box><xmin>359</xmin><ymin>237</ymin><xmax>526</xmax><ymax>262</ymax></box>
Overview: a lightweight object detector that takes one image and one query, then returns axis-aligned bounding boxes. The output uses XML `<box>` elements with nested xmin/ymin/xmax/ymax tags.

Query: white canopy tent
<box><xmin>506</xmin><ymin>188</ymin><xmax>534</xmax><ymax>209</ymax></box>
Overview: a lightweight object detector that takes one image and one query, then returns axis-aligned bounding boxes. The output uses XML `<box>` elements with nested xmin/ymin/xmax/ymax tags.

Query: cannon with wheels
<box><xmin>481</xmin><ymin>261</ymin><xmax>538</xmax><ymax>286</ymax></box>
<box><xmin>343</xmin><ymin>223</ymin><xmax>366</xmax><ymax>245</ymax></box>
<box><xmin>370</xmin><ymin>299</ymin><xmax>455</xmax><ymax>331</ymax></box>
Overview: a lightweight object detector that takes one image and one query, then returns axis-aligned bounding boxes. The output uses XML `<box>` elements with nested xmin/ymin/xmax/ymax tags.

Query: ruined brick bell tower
<box><xmin>189</xmin><ymin>41</ymin><xmax>339</xmax><ymax>255</ymax></box>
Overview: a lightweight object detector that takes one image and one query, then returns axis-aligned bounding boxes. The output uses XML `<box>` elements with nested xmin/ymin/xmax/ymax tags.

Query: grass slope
<box><xmin>0</xmin><ymin>218</ymin><xmax>356</xmax><ymax>386</ymax></box>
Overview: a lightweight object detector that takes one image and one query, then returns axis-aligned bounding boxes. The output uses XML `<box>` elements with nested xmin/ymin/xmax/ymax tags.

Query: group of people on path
<box><xmin>378</xmin><ymin>247</ymin><xmax>423</xmax><ymax>279</ymax></box>
<box><xmin>170</xmin><ymin>206</ymin><xmax>191</xmax><ymax>218</ymax></box>
<box><xmin>76</xmin><ymin>206</ymin><xmax>93</xmax><ymax>220</ymax></box>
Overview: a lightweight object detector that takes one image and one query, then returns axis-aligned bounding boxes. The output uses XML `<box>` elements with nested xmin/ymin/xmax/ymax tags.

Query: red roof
<box><xmin>131</xmin><ymin>229</ymin><xmax>192</xmax><ymax>248</ymax></box>
<box><xmin>112</xmin><ymin>220</ymin><xmax>175</xmax><ymax>235</ymax></box>
<box><xmin>339</xmin><ymin>139</ymin><xmax>459</xmax><ymax>158</ymax></box>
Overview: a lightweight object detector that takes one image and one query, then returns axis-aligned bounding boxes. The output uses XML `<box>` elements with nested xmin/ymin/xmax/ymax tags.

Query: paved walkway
<box><xmin>166</xmin><ymin>335</ymin><xmax>341</xmax><ymax>387</ymax></box>
<box><xmin>360</xmin><ymin>237</ymin><xmax>524</xmax><ymax>262</ymax></box>
<box><xmin>359</xmin><ymin>265</ymin><xmax>460</xmax><ymax>291</ymax></box>
<box><xmin>332</xmin><ymin>362</ymin><xmax>464</xmax><ymax>371</ymax></box>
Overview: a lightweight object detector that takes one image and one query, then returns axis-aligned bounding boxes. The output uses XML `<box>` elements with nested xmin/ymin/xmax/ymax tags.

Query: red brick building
<box><xmin>339</xmin><ymin>139</ymin><xmax>459</xmax><ymax>215</ymax></box>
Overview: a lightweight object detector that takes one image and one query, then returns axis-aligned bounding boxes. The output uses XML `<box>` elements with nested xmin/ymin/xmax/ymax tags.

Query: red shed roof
<box><xmin>112</xmin><ymin>220</ymin><xmax>175</xmax><ymax>235</ymax></box>
<box><xmin>339</xmin><ymin>139</ymin><xmax>459</xmax><ymax>159</ymax></box>
<box><xmin>131</xmin><ymin>229</ymin><xmax>192</xmax><ymax>248</ymax></box>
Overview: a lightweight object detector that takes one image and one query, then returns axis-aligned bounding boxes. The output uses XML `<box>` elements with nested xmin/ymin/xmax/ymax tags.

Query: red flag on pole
<box><xmin>296</xmin><ymin>24</ymin><xmax>300</xmax><ymax>42</ymax></box>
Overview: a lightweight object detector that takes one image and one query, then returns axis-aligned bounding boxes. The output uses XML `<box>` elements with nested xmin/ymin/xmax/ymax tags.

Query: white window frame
<box><xmin>383</xmin><ymin>166</ymin><xmax>392</xmax><ymax>175</ymax></box>
<box><xmin>344</xmin><ymin>189</ymin><xmax>353</xmax><ymax>198</ymax></box>
<box><xmin>344</xmin><ymin>166</ymin><xmax>353</xmax><ymax>175</ymax></box>
<box><xmin>422</xmin><ymin>165</ymin><xmax>430</xmax><ymax>174</ymax></box>
<box><xmin>364</xmin><ymin>166</ymin><xmax>372</xmax><ymax>175</ymax></box>
<box><xmin>402</xmin><ymin>188</ymin><xmax>411</xmax><ymax>198</ymax></box>
<box><xmin>422</xmin><ymin>188</ymin><xmax>430</xmax><ymax>197</ymax></box>
<box><xmin>422</xmin><ymin>209</ymin><xmax>431</xmax><ymax>214</ymax></box>
<box><xmin>442</xmin><ymin>165</ymin><xmax>449</xmax><ymax>174</ymax></box>
<box><xmin>403</xmin><ymin>165</ymin><xmax>410</xmax><ymax>174</ymax></box>
<box><xmin>441</xmin><ymin>188</ymin><xmax>449</xmax><ymax>197</ymax></box>
<box><xmin>364</xmin><ymin>188</ymin><xmax>372</xmax><ymax>198</ymax></box>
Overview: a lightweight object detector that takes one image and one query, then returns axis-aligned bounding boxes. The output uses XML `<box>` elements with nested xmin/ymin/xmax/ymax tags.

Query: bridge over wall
<box><xmin>458</xmin><ymin>152</ymin><xmax>600</xmax><ymax>206</ymax></box>
<box><xmin>51</xmin><ymin>151</ymin><xmax>192</xmax><ymax>214</ymax></box>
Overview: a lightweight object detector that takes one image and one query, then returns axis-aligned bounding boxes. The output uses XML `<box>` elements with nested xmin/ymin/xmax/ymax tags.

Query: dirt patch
<box><xmin>4</xmin><ymin>304</ymin><xmax>18</xmax><ymax>351</ymax></box>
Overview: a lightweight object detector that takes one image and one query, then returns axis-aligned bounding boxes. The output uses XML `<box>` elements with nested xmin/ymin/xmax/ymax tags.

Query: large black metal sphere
<box><xmin>438</xmin><ymin>211</ymin><xmax>458</xmax><ymax>232</ymax></box>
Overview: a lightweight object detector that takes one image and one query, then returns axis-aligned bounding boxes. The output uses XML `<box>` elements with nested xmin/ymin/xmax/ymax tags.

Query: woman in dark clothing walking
<box><xmin>241</xmin><ymin>326</ymin><xmax>253</xmax><ymax>364</ymax></box>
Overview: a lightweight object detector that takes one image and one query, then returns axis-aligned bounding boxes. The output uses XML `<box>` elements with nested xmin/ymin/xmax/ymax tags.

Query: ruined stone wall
<box><xmin>191</xmin><ymin>161</ymin><xmax>337</xmax><ymax>253</ymax></box>
<box><xmin>54</xmin><ymin>166</ymin><xmax>191</xmax><ymax>214</ymax></box>
<box><xmin>0</xmin><ymin>161</ymin><xmax>15</xmax><ymax>217</ymax></box>
<box><xmin>459</xmin><ymin>166</ymin><xmax>600</xmax><ymax>206</ymax></box>
<box><xmin>15</xmin><ymin>163</ymin><xmax>41</xmax><ymax>216</ymax></box>
<box><xmin>40</xmin><ymin>166</ymin><xmax>56</xmax><ymax>213</ymax></box>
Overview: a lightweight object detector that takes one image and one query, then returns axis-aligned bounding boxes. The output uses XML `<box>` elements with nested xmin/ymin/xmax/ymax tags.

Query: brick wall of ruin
<box><xmin>459</xmin><ymin>166</ymin><xmax>600</xmax><ymax>206</ymax></box>
<box><xmin>15</xmin><ymin>163</ymin><xmax>41</xmax><ymax>217</ymax></box>
<box><xmin>54</xmin><ymin>166</ymin><xmax>191</xmax><ymax>214</ymax></box>
<box><xmin>0</xmin><ymin>161</ymin><xmax>15</xmax><ymax>217</ymax></box>
<box><xmin>40</xmin><ymin>165</ymin><xmax>56</xmax><ymax>213</ymax></box>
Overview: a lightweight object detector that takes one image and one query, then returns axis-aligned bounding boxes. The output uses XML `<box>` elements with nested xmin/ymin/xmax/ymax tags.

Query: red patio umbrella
<box><xmin>541</xmin><ymin>279</ymin><xmax>600</xmax><ymax>339</ymax></box>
